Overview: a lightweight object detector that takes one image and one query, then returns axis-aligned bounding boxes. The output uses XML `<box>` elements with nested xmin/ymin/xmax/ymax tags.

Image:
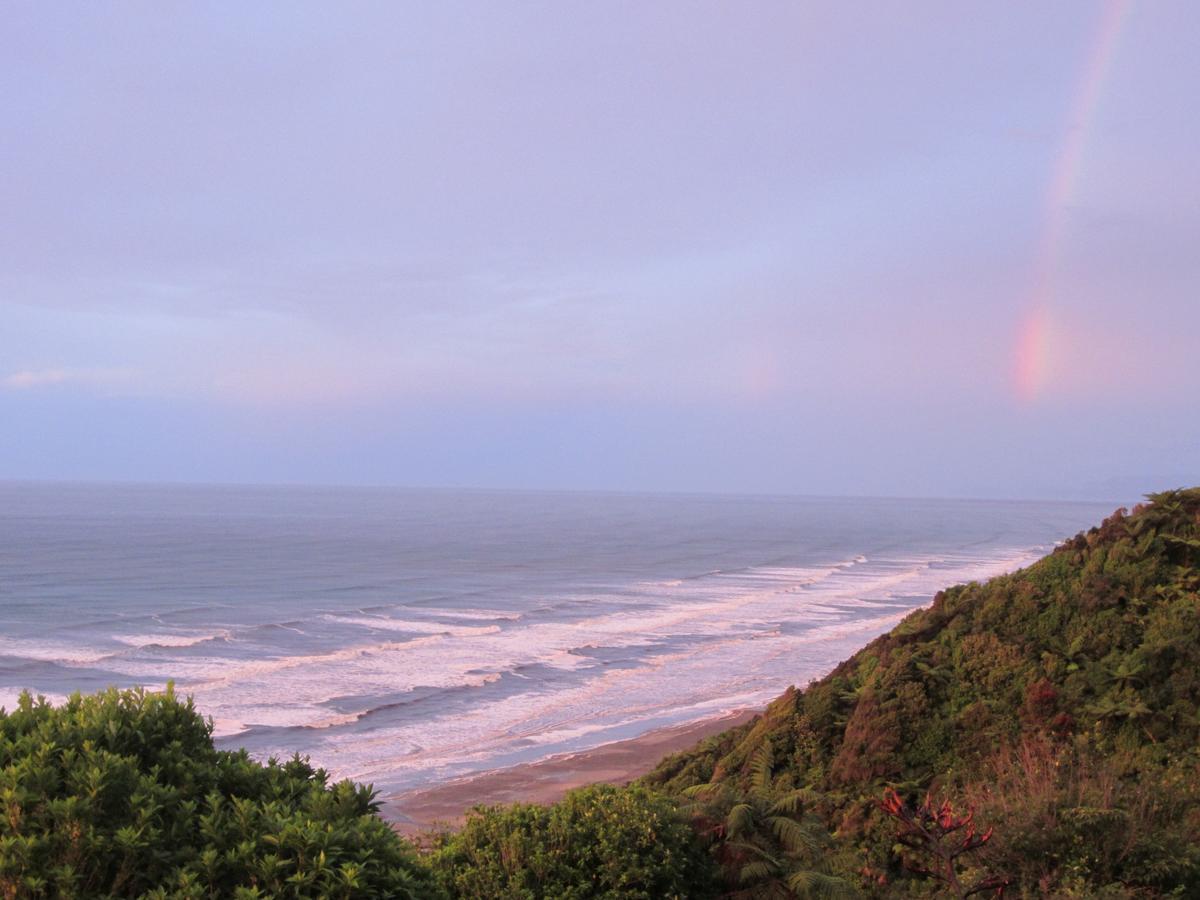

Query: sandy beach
<box><xmin>385</xmin><ymin>708</ymin><xmax>759</xmax><ymax>834</ymax></box>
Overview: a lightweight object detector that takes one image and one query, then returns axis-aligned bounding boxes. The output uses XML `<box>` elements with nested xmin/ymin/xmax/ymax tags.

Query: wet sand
<box><xmin>385</xmin><ymin>708</ymin><xmax>759</xmax><ymax>834</ymax></box>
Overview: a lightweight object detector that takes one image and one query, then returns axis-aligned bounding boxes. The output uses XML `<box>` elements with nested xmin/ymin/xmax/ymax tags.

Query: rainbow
<box><xmin>1013</xmin><ymin>0</ymin><xmax>1132</xmax><ymax>404</ymax></box>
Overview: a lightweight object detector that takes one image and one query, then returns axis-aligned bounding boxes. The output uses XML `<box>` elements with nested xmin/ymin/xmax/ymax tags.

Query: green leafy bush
<box><xmin>0</xmin><ymin>686</ymin><xmax>440</xmax><ymax>899</ymax></box>
<box><xmin>429</xmin><ymin>783</ymin><xmax>716</xmax><ymax>899</ymax></box>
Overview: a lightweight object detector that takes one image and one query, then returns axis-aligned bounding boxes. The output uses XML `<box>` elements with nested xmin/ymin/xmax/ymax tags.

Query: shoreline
<box><xmin>384</xmin><ymin>708</ymin><xmax>760</xmax><ymax>834</ymax></box>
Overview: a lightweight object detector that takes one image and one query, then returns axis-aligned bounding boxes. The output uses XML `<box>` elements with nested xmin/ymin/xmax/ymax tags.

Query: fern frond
<box><xmin>682</xmin><ymin>782</ymin><xmax>722</xmax><ymax>800</ymax></box>
<box><xmin>725</xmin><ymin>802</ymin><xmax>755</xmax><ymax>838</ymax></box>
<box><xmin>725</xmin><ymin>840</ymin><xmax>778</xmax><ymax>865</ymax></box>
<box><xmin>768</xmin><ymin>788</ymin><xmax>819</xmax><ymax>816</ymax></box>
<box><xmin>749</xmin><ymin>742</ymin><xmax>775</xmax><ymax>794</ymax></box>
<box><xmin>738</xmin><ymin>859</ymin><xmax>776</xmax><ymax>883</ymax></box>
<box><xmin>786</xmin><ymin>868</ymin><xmax>855</xmax><ymax>898</ymax></box>
<box><xmin>767</xmin><ymin>815</ymin><xmax>821</xmax><ymax>854</ymax></box>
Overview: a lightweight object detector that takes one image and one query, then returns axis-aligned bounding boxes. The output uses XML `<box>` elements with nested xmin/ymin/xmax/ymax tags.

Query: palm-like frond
<box><xmin>767</xmin><ymin>814</ymin><xmax>821</xmax><ymax>855</ymax></box>
<box><xmin>682</xmin><ymin>781</ymin><xmax>722</xmax><ymax>800</ymax></box>
<box><xmin>786</xmin><ymin>868</ymin><xmax>856</xmax><ymax>898</ymax></box>
<box><xmin>749</xmin><ymin>742</ymin><xmax>775</xmax><ymax>795</ymax></box>
<box><xmin>725</xmin><ymin>802</ymin><xmax>756</xmax><ymax>839</ymax></box>
<box><xmin>705</xmin><ymin>740</ymin><xmax>844</xmax><ymax>897</ymax></box>
<box><xmin>725</xmin><ymin>840</ymin><xmax>779</xmax><ymax>866</ymax></box>
<box><xmin>737</xmin><ymin>859</ymin><xmax>777</xmax><ymax>884</ymax></box>
<box><xmin>768</xmin><ymin>788</ymin><xmax>818</xmax><ymax>816</ymax></box>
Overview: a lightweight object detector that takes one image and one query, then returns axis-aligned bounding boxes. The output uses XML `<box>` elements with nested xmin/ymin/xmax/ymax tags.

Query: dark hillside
<box><xmin>645</xmin><ymin>489</ymin><xmax>1200</xmax><ymax>896</ymax></box>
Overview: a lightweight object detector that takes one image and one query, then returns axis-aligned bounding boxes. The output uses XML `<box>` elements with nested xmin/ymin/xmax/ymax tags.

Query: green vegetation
<box><xmin>4</xmin><ymin>489</ymin><xmax>1197</xmax><ymax>897</ymax></box>
<box><xmin>0</xmin><ymin>685</ymin><xmax>718</xmax><ymax>900</ymax></box>
<box><xmin>429</xmin><ymin>784</ymin><xmax>716</xmax><ymax>899</ymax></box>
<box><xmin>682</xmin><ymin>743</ymin><xmax>848</xmax><ymax>898</ymax></box>
<box><xmin>645</xmin><ymin>488</ymin><xmax>1200</xmax><ymax>896</ymax></box>
<box><xmin>0</xmin><ymin>686</ymin><xmax>438</xmax><ymax>899</ymax></box>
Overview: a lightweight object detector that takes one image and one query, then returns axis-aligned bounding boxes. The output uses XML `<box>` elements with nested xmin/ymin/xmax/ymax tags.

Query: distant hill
<box><xmin>644</xmin><ymin>488</ymin><xmax>1200</xmax><ymax>896</ymax></box>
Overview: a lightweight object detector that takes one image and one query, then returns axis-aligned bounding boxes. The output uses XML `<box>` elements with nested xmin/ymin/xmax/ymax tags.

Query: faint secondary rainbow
<box><xmin>1013</xmin><ymin>0</ymin><xmax>1132</xmax><ymax>404</ymax></box>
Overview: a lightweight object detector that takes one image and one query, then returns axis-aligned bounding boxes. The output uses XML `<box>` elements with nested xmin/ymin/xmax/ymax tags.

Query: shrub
<box><xmin>0</xmin><ymin>686</ymin><xmax>440</xmax><ymax>899</ymax></box>
<box><xmin>429</xmin><ymin>784</ymin><xmax>716</xmax><ymax>899</ymax></box>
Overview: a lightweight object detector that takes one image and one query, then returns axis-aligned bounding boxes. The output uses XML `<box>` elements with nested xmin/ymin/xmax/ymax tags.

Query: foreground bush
<box><xmin>0</xmin><ymin>686</ymin><xmax>440</xmax><ymax>899</ymax></box>
<box><xmin>429</xmin><ymin>783</ymin><xmax>717</xmax><ymax>899</ymax></box>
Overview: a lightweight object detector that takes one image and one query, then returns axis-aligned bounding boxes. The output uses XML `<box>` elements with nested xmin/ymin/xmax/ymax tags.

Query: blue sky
<box><xmin>2</xmin><ymin>2</ymin><xmax>1197</xmax><ymax>499</ymax></box>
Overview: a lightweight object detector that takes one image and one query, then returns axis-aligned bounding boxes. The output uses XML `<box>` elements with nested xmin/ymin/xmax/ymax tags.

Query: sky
<box><xmin>2</xmin><ymin>1</ymin><xmax>1198</xmax><ymax>500</ymax></box>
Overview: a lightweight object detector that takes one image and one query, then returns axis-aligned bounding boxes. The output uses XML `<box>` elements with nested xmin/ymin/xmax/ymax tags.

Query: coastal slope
<box><xmin>643</xmin><ymin>488</ymin><xmax>1200</xmax><ymax>895</ymax></box>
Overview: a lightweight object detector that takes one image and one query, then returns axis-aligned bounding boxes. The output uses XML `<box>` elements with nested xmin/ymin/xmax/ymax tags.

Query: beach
<box><xmin>385</xmin><ymin>708</ymin><xmax>759</xmax><ymax>833</ymax></box>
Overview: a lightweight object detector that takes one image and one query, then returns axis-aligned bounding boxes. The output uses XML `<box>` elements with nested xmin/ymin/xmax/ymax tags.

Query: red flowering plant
<box><xmin>879</xmin><ymin>787</ymin><xmax>1009</xmax><ymax>898</ymax></box>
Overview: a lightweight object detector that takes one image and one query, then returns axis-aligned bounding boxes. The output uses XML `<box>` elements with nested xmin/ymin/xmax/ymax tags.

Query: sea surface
<box><xmin>0</xmin><ymin>483</ymin><xmax>1116</xmax><ymax>793</ymax></box>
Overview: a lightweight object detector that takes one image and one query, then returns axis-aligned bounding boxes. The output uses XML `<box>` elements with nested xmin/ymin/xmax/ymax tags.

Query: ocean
<box><xmin>0</xmin><ymin>482</ymin><xmax>1115</xmax><ymax>794</ymax></box>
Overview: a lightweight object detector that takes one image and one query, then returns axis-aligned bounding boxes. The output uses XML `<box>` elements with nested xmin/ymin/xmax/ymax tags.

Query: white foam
<box><xmin>1</xmin><ymin>545</ymin><xmax>1048</xmax><ymax>791</ymax></box>
<box><xmin>0</xmin><ymin>638</ymin><xmax>113</xmax><ymax>665</ymax></box>
<box><xmin>0</xmin><ymin>687</ymin><xmax>69</xmax><ymax>711</ymax></box>
<box><xmin>317</xmin><ymin>614</ymin><xmax>505</xmax><ymax>636</ymax></box>
<box><xmin>204</xmin><ymin>547</ymin><xmax>1046</xmax><ymax>788</ymax></box>
<box><xmin>111</xmin><ymin>631</ymin><xmax>229</xmax><ymax>649</ymax></box>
